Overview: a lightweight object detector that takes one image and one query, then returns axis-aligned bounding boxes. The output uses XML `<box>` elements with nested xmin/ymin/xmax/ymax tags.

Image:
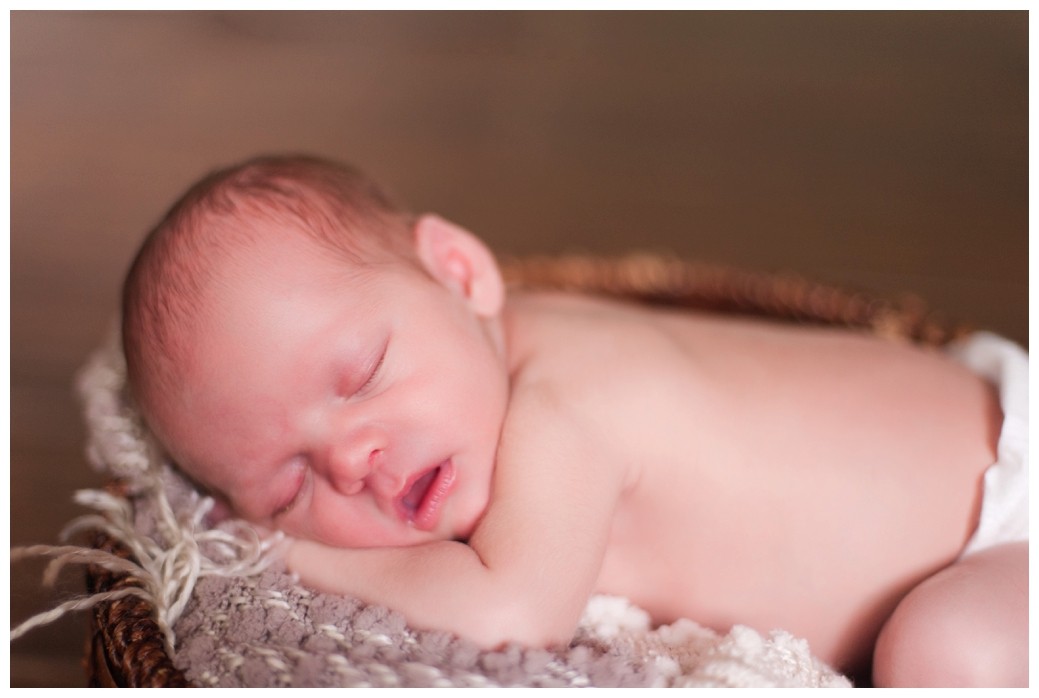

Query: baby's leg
<box><xmin>872</xmin><ymin>541</ymin><xmax>1027</xmax><ymax>687</ymax></box>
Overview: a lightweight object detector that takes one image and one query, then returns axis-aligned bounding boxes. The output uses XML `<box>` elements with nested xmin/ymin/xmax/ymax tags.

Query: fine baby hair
<box><xmin>121</xmin><ymin>155</ymin><xmax>417</xmax><ymax>411</ymax></box>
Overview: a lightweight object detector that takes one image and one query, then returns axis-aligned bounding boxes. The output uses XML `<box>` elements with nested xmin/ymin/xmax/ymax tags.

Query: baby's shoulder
<box><xmin>502</xmin><ymin>290</ymin><xmax>710</xmax><ymax>432</ymax></box>
<box><xmin>504</xmin><ymin>291</ymin><xmax>705</xmax><ymax>379</ymax></box>
<box><xmin>506</xmin><ymin>290</ymin><xmax>677</xmax><ymax>349</ymax></box>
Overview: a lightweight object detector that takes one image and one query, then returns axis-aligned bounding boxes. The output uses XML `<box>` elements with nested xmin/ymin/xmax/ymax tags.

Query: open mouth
<box><xmin>396</xmin><ymin>460</ymin><xmax>456</xmax><ymax>531</ymax></box>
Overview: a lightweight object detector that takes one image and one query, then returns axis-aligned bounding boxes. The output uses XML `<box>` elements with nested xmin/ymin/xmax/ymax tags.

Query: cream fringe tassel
<box><xmin>10</xmin><ymin>474</ymin><xmax>283</xmax><ymax>655</ymax></box>
<box><xmin>11</xmin><ymin>327</ymin><xmax>283</xmax><ymax>655</ymax></box>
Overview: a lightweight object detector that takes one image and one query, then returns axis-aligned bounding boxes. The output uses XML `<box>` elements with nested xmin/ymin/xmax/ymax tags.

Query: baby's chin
<box><xmin>446</xmin><ymin>495</ymin><xmax>492</xmax><ymax>543</ymax></box>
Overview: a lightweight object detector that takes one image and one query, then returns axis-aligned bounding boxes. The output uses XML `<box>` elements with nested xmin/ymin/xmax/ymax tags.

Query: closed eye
<box><xmin>357</xmin><ymin>344</ymin><xmax>387</xmax><ymax>394</ymax></box>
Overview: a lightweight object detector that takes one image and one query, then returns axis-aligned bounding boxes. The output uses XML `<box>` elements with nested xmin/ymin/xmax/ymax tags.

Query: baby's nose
<box><xmin>326</xmin><ymin>432</ymin><xmax>386</xmax><ymax>495</ymax></box>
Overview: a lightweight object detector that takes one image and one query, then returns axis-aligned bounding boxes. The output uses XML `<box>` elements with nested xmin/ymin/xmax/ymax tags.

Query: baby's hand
<box><xmin>283</xmin><ymin>538</ymin><xmax>309</xmax><ymax>576</ymax></box>
<box><xmin>282</xmin><ymin>538</ymin><xmax>357</xmax><ymax>592</ymax></box>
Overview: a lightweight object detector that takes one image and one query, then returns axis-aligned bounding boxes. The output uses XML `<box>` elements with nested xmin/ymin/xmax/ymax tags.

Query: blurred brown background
<box><xmin>9</xmin><ymin>11</ymin><xmax>1027</xmax><ymax>687</ymax></box>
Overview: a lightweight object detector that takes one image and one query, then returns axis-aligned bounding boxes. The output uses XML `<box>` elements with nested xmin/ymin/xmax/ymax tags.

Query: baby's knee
<box><xmin>873</xmin><ymin>597</ymin><xmax>991</xmax><ymax>687</ymax></box>
<box><xmin>873</xmin><ymin>546</ymin><xmax>1028</xmax><ymax>687</ymax></box>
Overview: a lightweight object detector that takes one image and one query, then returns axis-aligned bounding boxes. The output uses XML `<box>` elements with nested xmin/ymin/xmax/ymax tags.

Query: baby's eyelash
<box><xmin>272</xmin><ymin>496</ymin><xmax>298</xmax><ymax>520</ymax></box>
<box><xmin>359</xmin><ymin>349</ymin><xmax>386</xmax><ymax>392</ymax></box>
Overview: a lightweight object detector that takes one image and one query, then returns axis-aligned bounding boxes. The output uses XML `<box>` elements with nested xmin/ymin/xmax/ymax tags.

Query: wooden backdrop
<box><xmin>10</xmin><ymin>11</ymin><xmax>1026</xmax><ymax>686</ymax></box>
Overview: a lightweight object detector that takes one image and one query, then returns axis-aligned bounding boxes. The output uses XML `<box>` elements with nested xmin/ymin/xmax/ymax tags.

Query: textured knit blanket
<box><xmin>15</xmin><ymin>330</ymin><xmax>850</xmax><ymax>688</ymax></box>
<box><xmin>177</xmin><ymin>569</ymin><xmax>850</xmax><ymax>688</ymax></box>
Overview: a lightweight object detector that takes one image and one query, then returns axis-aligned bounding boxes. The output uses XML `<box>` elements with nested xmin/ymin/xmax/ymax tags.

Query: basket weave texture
<box><xmin>83</xmin><ymin>254</ymin><xmax>963</xmax><ymax>687</ymax></box>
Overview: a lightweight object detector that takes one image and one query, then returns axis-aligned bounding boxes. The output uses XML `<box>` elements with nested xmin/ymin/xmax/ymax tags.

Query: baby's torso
<box><xmin>502</xmin><ymin>291</ymin><xmax>1000</xmax><ymax>674</ymax></box>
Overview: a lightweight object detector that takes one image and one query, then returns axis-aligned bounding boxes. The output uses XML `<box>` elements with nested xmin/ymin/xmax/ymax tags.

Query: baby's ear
<box><xmin>413</xmin><ymin>214</ymin><xmax>504</xmax><ymax>317</ymax></box>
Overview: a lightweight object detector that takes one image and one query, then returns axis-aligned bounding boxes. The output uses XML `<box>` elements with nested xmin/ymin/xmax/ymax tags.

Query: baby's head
<box><xmin>123</xmin><ymin>155</ymin><xmax>510</xmax><ymax>547</ymax></box>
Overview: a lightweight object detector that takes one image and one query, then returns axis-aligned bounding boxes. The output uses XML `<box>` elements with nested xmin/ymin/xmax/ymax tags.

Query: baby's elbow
<box><xmin>462</xmin><ymin>598</ymin><xmax>578</xmax><ymax>650</ymax></box>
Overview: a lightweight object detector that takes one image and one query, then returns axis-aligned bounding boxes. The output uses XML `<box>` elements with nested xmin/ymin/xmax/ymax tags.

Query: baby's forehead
<box><xmin>185</xmin><ymin>244</ymin><xmax>381</xmax><ymax>346</ymax></box>
<box><xmin>143</xmin><ymin>206</ymin><xmax>417</xmax><ymax>371</ymax></box>
<box><xmin>207</xmin><ymin>203</ymin><xmax>406</xmax><ymax>272</ymax></box>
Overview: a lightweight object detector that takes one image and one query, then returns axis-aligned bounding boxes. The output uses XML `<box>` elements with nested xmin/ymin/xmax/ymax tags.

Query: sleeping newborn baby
<box><xmin>121</xmin><ymin>155</ymin><xmax>1027</xmax><ymax>687</ymax></box>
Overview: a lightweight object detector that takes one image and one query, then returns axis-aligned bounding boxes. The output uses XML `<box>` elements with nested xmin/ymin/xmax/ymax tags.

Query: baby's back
<box><xmin>503</xmin><ymin>291</ymin><xmax>999</xmax><ymax>675</ymax></box>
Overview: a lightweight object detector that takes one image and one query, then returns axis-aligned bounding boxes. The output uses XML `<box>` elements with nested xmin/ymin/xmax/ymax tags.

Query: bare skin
<box><xmin>873</xmin><ymin>541</ymin><xmax>1028</xmax><ymax>687</ymax></box>
<box><xmin>496</xmin><ymin>291</ymin><xmax>1002</xmax><ymax>677</ymax></box>
<box><xmin>146</xmin><ymin>214</ymin><xmax>1020</xmax><ymax>684</ymax></box>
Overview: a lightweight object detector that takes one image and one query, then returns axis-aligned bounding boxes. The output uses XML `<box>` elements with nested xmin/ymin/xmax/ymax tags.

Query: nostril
<box><xmin>326</xmin><ymin>441</ymin><xmax>380</xmax><ymax>495</ymax></box>
<box><xmin>369</xmin><ymin>449</ymin><xmax>385</xmax><ymax>469</ymax></box>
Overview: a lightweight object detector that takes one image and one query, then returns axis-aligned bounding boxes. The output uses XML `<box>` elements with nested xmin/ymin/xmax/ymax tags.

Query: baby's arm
<box><xmin>286</xmin><ymin>390</ymin><xmax>625</xmax><ymax>648</ymax></box>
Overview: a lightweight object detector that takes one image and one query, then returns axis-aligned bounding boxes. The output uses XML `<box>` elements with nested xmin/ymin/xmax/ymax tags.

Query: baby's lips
<box><xmin>395</xmin><ymin>459</ymin><xmax>456</xmax><ymax>530</ymax></box>
<box><xmin>413</xmin><ymin>460</ymin><xmax>457</xmax><ymax>531</ymax></box>
<box><xmin>400</xmin><ymin>466</ymin><xmax>441</xmax><ymax>514</ymax></box>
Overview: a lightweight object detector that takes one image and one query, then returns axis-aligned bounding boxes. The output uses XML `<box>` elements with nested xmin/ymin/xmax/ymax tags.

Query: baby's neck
<box><xmin>500</xmin><ymin>293</ymin><xmax>537</xmax><ymax>380</ymax></box>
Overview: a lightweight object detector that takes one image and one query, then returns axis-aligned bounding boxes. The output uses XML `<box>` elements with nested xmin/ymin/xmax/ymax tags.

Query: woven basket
<box><xmin>83</xmin><ymin>254</ymin><xmax>965</xmax><ymax>686</ymax></box>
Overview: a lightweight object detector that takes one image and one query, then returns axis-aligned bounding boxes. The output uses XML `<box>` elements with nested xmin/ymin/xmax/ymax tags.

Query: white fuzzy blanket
<box><xmin>18</xmin><ymin>332</ymin><xmax>850</xmax><ymax>687</ymax></box>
